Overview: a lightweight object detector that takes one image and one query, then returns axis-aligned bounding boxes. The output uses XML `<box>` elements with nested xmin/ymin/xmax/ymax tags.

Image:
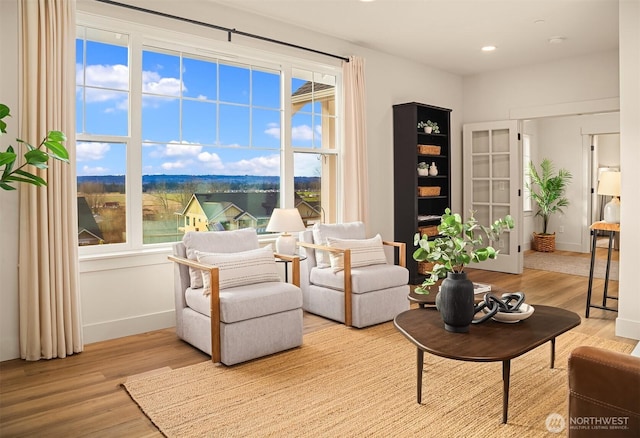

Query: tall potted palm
<box><xmin>527</xmin><ymin>158</ymin><xmax>572</xmax><ymax>252</ymax></box>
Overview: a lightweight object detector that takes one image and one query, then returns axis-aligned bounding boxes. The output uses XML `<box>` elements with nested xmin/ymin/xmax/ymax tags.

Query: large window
<box><xmin>76</xmin><ymin>19</ymin><xmax>341</xmax><ymax>252</ymax></box>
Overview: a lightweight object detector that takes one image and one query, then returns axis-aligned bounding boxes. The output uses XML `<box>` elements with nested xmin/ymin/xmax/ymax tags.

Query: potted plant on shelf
<box><xmin>413</xmin><ymin>208</ymin><xmax>514</xmax><ymax>332</ymax></box>
<box><xmin>0</xmin><ymin>103</ymin><xmax>68</xmax><ymax>191</ymax></box>
<box><xmin>417</xmin><ymin>161</ymin><xmax>429</xmax><ymax>176</ymax></box>
<box><xmin>526</xmin><ymin>158</ymin><xmax>572</xmax><ymax>252</ymax></box>
<box><xmin>417</xmin><ymin>121</ymin><xmax>432</xmax><ymax>133</ymax></box>
<box><xmin>426</xmin><ymin>120</ymin><xmax>440</xmax><ymax>134</ymax></box>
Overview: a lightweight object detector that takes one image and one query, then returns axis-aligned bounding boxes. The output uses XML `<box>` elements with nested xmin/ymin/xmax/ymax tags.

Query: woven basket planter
<box><xmin>532</xmin><ymin>232</ymin><xmax>556</xmax><ymax>252</ymax></box>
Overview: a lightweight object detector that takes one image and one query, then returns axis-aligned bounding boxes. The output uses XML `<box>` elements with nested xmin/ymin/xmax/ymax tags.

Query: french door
<box><xmin>462</xmin><ymin>121</ymin><xmax>522</xmax><ymax>274</ymax></box>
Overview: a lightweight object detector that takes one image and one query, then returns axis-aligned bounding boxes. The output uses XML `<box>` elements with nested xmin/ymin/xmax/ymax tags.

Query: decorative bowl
<box><xmin>484</xmin><ymin>303</ymin><xmax>535</xmax><ymax>323</ymax></box>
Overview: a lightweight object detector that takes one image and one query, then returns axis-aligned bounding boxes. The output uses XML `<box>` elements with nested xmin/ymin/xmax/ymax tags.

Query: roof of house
<box><xmin>77</xmin><ymin>197</ymin><xmax>104</xmax><ymax>240</ymax></box>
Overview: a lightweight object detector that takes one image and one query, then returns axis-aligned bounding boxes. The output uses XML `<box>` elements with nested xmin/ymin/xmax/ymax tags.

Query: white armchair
<box><xmin>297</xmin><ymin>222</ymin><xmax>410</xmax><ymax>328</ymax></box>
<box><xmin>169</xmin><ymin>228</ymin><xmax>303</xmax><ymax>365</ymax></box>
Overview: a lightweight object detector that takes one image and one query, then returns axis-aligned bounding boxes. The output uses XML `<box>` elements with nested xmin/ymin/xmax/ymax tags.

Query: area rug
<box><xmin>524</xmin><ymin>251</ymin><xmax>618</xmax><ymax>280</ymax></box>
<box><xmin>123</xmin><ymin>323</ymin><xmax>633</xmax><ymax>438</ymax></box>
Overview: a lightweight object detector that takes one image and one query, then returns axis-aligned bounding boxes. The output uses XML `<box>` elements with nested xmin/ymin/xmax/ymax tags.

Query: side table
<box><xmin>585</xmin><ymin>221</ymin><xmax>619</xmax><ymax>318</ymax></box>
<box><xmin>275</xmin><ymin>255</ymin><xmax>306</xmax><ymax>283</ymax></box>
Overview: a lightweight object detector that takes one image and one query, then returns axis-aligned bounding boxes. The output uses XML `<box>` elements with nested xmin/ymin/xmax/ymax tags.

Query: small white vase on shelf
<box><xmin>429</xmin><ymin>162</ymin><xmax>438</xmax><ymax>176</ymax></box>
<box><xmin>418</xmin><ymin>168</ymin><xmax>429</xmax><ymax>176</ymax></box>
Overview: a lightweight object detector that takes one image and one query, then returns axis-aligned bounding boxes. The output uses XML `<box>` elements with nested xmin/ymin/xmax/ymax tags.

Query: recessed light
<box><xmin>481</xmin><ymin>45</ymin><xmax>497</xmax><ymax>52</ymax></box>
<box><xmin>548</xmin><ymin>36</ymin><xmax>566</xmax><ymax>44</ymax></box>
<box><xmin>534</xmin><ymin>19</ymin><xmax>546</xmax><ymax>25</ymax></box>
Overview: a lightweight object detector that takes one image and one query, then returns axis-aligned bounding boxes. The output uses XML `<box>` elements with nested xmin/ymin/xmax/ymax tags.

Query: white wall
<box><xmin>534</xmin><ymin>113</ymin><xmax>619</xmax><ymax>252</ymax></box>
<box><xmin>617</xmin><ymin>0</ymin><xmax>640</xmax><ymax>340</ymax></box>
<box><xmin>0</xmin><ymin>0</ymin><xmax>21</xmax><ymax>361</ymax></box>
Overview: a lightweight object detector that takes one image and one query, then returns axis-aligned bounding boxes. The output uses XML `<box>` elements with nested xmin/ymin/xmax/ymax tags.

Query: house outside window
<box><xmin>76</xmin><ymin>17</ymin><xmax>342</xmax><ymax>254</ymax></box>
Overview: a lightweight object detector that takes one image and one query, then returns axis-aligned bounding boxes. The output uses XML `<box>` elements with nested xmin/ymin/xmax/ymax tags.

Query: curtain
<box><xmin>342</xmin><ymin>56</ymin><xmax>369</xmax><ymax>224</ymax></box>
<box><xmin>19</xmin><ymin>0</ymin><xmax>83</xmax><ymax>360</ymax></box>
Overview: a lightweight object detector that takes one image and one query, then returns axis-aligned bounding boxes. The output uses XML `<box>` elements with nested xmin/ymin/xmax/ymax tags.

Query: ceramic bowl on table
<box><xmin>484</xmin><ymin>303</ymin><xmax>535</xmax><ymax>323</ymax></box>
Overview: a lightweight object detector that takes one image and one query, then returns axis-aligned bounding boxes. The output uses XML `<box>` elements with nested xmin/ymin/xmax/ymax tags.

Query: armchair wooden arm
<box><xmin>168</xmin><ymin>255</ymin><xmax>221</xmax><ymax>363</ymax></box>
<box><xmin>297</xmin><ymin>241</ymin><xmax>353</xmax><ymax>326</ymax></box>
<box><xmin>382</xmin><ymin>240</ymin><xmax>407</xmax><ymax>267</ymax></box>
<box><xmin>273</xmin><ymin>253</ymin><xmax>301</xmax><ymax>287</ymax></box>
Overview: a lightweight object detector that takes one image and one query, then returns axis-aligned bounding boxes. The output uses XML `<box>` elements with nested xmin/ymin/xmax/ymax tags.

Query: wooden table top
<box><xmin>394</xmin><ymin>305</ymin><xmax>581</xmax><ymax>362</ymax></box>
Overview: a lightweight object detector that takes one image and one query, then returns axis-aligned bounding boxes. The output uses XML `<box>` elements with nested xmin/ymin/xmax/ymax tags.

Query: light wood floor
<box><xmin>0</xmin><ymin>247</ymin><xmax>633</xmax><ymax>437</ymax></box>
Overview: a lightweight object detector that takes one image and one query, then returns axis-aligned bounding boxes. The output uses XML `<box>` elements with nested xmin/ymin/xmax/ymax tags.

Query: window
<box><xmin>76</xmin><ymin>18</ymin><xmax>342</xmax><ymax>253</ymax></box>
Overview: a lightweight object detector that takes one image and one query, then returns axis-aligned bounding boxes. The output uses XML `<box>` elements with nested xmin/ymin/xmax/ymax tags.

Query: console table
<box><xmin>585</xmin><ymin>221</ymin><xmax>619</xmax><ymax>318</ymax></box>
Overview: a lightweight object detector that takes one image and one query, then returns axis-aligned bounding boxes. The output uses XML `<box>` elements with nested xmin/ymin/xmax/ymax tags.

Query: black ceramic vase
<box><xmin>438</xmin><ymin>272</ymin><xmax>475</xmax><ymax>333</ymax></box>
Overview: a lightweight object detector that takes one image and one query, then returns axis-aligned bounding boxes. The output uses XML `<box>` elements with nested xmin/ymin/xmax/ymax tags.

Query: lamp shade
<box><xmin>266</xmin><ymin>208</ymin><xmax>306</xmax><ymax>233</ymax></box>
<box><xmin>597</xmin><ymin>171</ymin><xmax>621</xmax><ymax>223</ymax></box>
<box><xmin>597</xmin><ymin>171</ymin><xmax>621</xmax><ymax>197</ymax></box>
<box><xmin>266</xmin><ymin>208</ymin><xmax>306</xmax><ymax>255</ymax></box>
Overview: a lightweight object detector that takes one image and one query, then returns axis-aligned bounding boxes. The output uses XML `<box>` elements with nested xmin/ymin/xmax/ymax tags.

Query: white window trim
<box><xmin>76</xmin><ymin>11</ymin><xmax>343</xmax><ymax>260</ymax></box>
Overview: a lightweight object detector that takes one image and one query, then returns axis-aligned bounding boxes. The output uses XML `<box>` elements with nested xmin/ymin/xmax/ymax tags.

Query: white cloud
<box><xmin>76</xmin><ymin>142</ymin><xmax>110</xmax><ymax>162</ymax></box>
<box><xmin>80</xmin><ymin>165</ymin><xmax>109</xmax><ymax>175</ymax></box>
<box><xmin>265</xmin><ymin>122</ymin><xmax>280</xmax><ymax>139</ymax></box>
<box><xmin>165</xmin><ymin>141</ymin><xmax>203</xmax><ymax>157</ymax></box>
<box><xmin>78</xmin><ymin>64</ymin><xmax>129</xmax><ymax>93</ymax></box>
<box><xmin>292</xmin><ymin>124</ymin><xmax>313</xmax><ymax>141</ymax></box>
<box><xmin>161</xmin><ymin>160</ymin><xmax>191</xmax><ymax>170</ymax></box>
<box><xmin>142</xmin><ymin>71</ymin><xmax>184</xmax><ymax>96</ymax></box>
<box><xmin>197</xmin><ymin>151</ymin><xmax>224</xmax><ymax>170</ymax></box>
<box><xmin>225</xmin><ymin>154</ymin><xmax>280</xmax><ymax>176</ymax></box>
<box><xmin>294</xmin><ymin>153</ymin><xmax>321</xmax><ymax>177</ymax></box>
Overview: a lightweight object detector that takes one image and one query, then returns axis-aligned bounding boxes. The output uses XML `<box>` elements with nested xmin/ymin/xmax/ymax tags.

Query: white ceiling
<box><xmin>211</xmin><ymin>0</ymin><xmax>619</xmax><ymax>76</ymax></box>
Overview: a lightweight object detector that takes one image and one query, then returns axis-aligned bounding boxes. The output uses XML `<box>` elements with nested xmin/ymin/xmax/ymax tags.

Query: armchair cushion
<box><xmin>185</xmin><ymin>282</ymin><xmax>302</xmax><ymax>324</ymax></box>
<box><xmin>327</xmin><ymin>234</ymin><xmax>388</xmax><ymax>272</ymax></box>
<box><xmin>310</xmin><ymin>263</ymin><xmax>409</xmax><ymax>294</ymax></box>
<box><xmin>312</xmin><ymin>222</ymin><xmax>366</xmax><ymax>268</ymax></box>
<box><xmin>183</xmin><ymin>228</ymin><xmax>259</xmax><ymax>289</ymax></box>
<box><xmin>195</xmin><ymin>245</ymin><xmax>280</xmax><ymax>295</ymax></box>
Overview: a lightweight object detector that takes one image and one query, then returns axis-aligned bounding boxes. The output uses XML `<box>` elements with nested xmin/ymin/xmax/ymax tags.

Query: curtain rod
<box><xmin>94</xmin><ymin>0</ymin><xmax>350</xmax><ymax>62</ymax></box>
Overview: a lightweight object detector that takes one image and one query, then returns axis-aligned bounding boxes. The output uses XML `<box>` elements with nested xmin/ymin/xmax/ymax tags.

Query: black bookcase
<box><xmin>393</xmin><ymin>102</ymin><xmax>452</xmax><ymax>284</ymax></box>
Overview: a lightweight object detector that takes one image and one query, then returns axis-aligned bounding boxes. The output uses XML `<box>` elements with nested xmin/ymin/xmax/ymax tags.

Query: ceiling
<box><xmin>211</xmin><ymin>0</ymin><xmax>619</xmax><ymax>76</ymax></box>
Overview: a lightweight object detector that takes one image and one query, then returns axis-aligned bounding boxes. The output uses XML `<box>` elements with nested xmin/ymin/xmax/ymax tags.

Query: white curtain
<box><xmin>342</xmin><ymin>56</ymin><xmax>369</xmax><ymax>224</ymax></box>
<box><xmin>19</xmin><ymin>0</ymin><xmax>83</xmax><ymax>360</ymax></box>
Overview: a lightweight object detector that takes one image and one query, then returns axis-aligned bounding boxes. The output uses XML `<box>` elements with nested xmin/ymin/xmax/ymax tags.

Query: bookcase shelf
<box><xmin>393</xmin><ymin>102</ymin><xmax>452</xmax><ymax>284</ymax></box>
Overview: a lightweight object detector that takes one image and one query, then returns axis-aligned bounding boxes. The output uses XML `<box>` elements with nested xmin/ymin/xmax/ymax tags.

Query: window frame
<box><xmin>77</xmin><ymin>13</ymin><xmax>343</xmax><ymax>257</ymax></box>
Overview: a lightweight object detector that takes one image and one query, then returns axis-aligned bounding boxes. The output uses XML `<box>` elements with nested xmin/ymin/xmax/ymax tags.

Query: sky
<box><xmin>75</xmin><ymin>38</ymin><xmax>332</xmax><ymax>178</ymax></box>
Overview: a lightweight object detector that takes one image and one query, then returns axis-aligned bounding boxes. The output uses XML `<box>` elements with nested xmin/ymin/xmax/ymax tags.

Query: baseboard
<box><xmin>83</xmin><ymin>310</ymin><xmax>176</xmax><ymax>345</ymax></box>
<box><xmin>615</xmin><ymin>317</ymin><xmax>640</xmax><ymax>350</ymax></box>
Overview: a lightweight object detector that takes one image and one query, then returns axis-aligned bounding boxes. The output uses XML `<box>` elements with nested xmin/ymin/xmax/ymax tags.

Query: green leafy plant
<box><xmin>418</xmin><ymin>161</ymin><xmax>428</xmax><ymax>169</ymax></box>
<box><xmin>526</xmin><ymin>158</ymin><xmax>572</xmax><ymax>234</ymax></box>
<box><xmin>426</xmin><ymin>120</ymin><xmax>440</xmax><ymax>133</ymax></box>
<box><xmin>416</xmin><ymin>120</ymin><xmax>440</xmax><ymax>133</ymax></box>
<box><xmin>413</xmin><ymin>208</ymin><xmax>514</xmax><ymax>294</ymax></box>
<box><xmin>0</xmin><ymin>103</ymin><xmax>69</xmax><ymax>190</ymax></box>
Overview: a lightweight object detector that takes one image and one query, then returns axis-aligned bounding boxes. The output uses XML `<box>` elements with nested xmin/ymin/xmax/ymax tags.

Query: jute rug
<box><xmin>123</xmin><ymin>323</ymin><xmax>633</xmax><ymax>438</ymax></box>
<box><xmin>524</xmin><ymin>251</ymin><xmax>618</xmax><ymax>280</ymax></box>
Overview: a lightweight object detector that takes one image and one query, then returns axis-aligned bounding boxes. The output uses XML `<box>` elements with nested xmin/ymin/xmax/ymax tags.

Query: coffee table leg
<box><xmin>550</xmin><ymin>338</ymin><xmax>556</xmax><ymax>369</ymax></box>
<box><xmin>417</xmin><ymin>348</ymin><xmax>423</xmax><ymax>404</ymax></box>
<box><xmin>502</xmin><ymin>360</ymin><xmax>511</xmax><ymax>424</ymax></box>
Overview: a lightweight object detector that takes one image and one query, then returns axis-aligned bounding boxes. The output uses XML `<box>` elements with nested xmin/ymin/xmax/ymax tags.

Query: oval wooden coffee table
<box><xmin>393</xmin><ymin>305</ymin><xmax>581</xmax><ymax>424</ymax></box>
